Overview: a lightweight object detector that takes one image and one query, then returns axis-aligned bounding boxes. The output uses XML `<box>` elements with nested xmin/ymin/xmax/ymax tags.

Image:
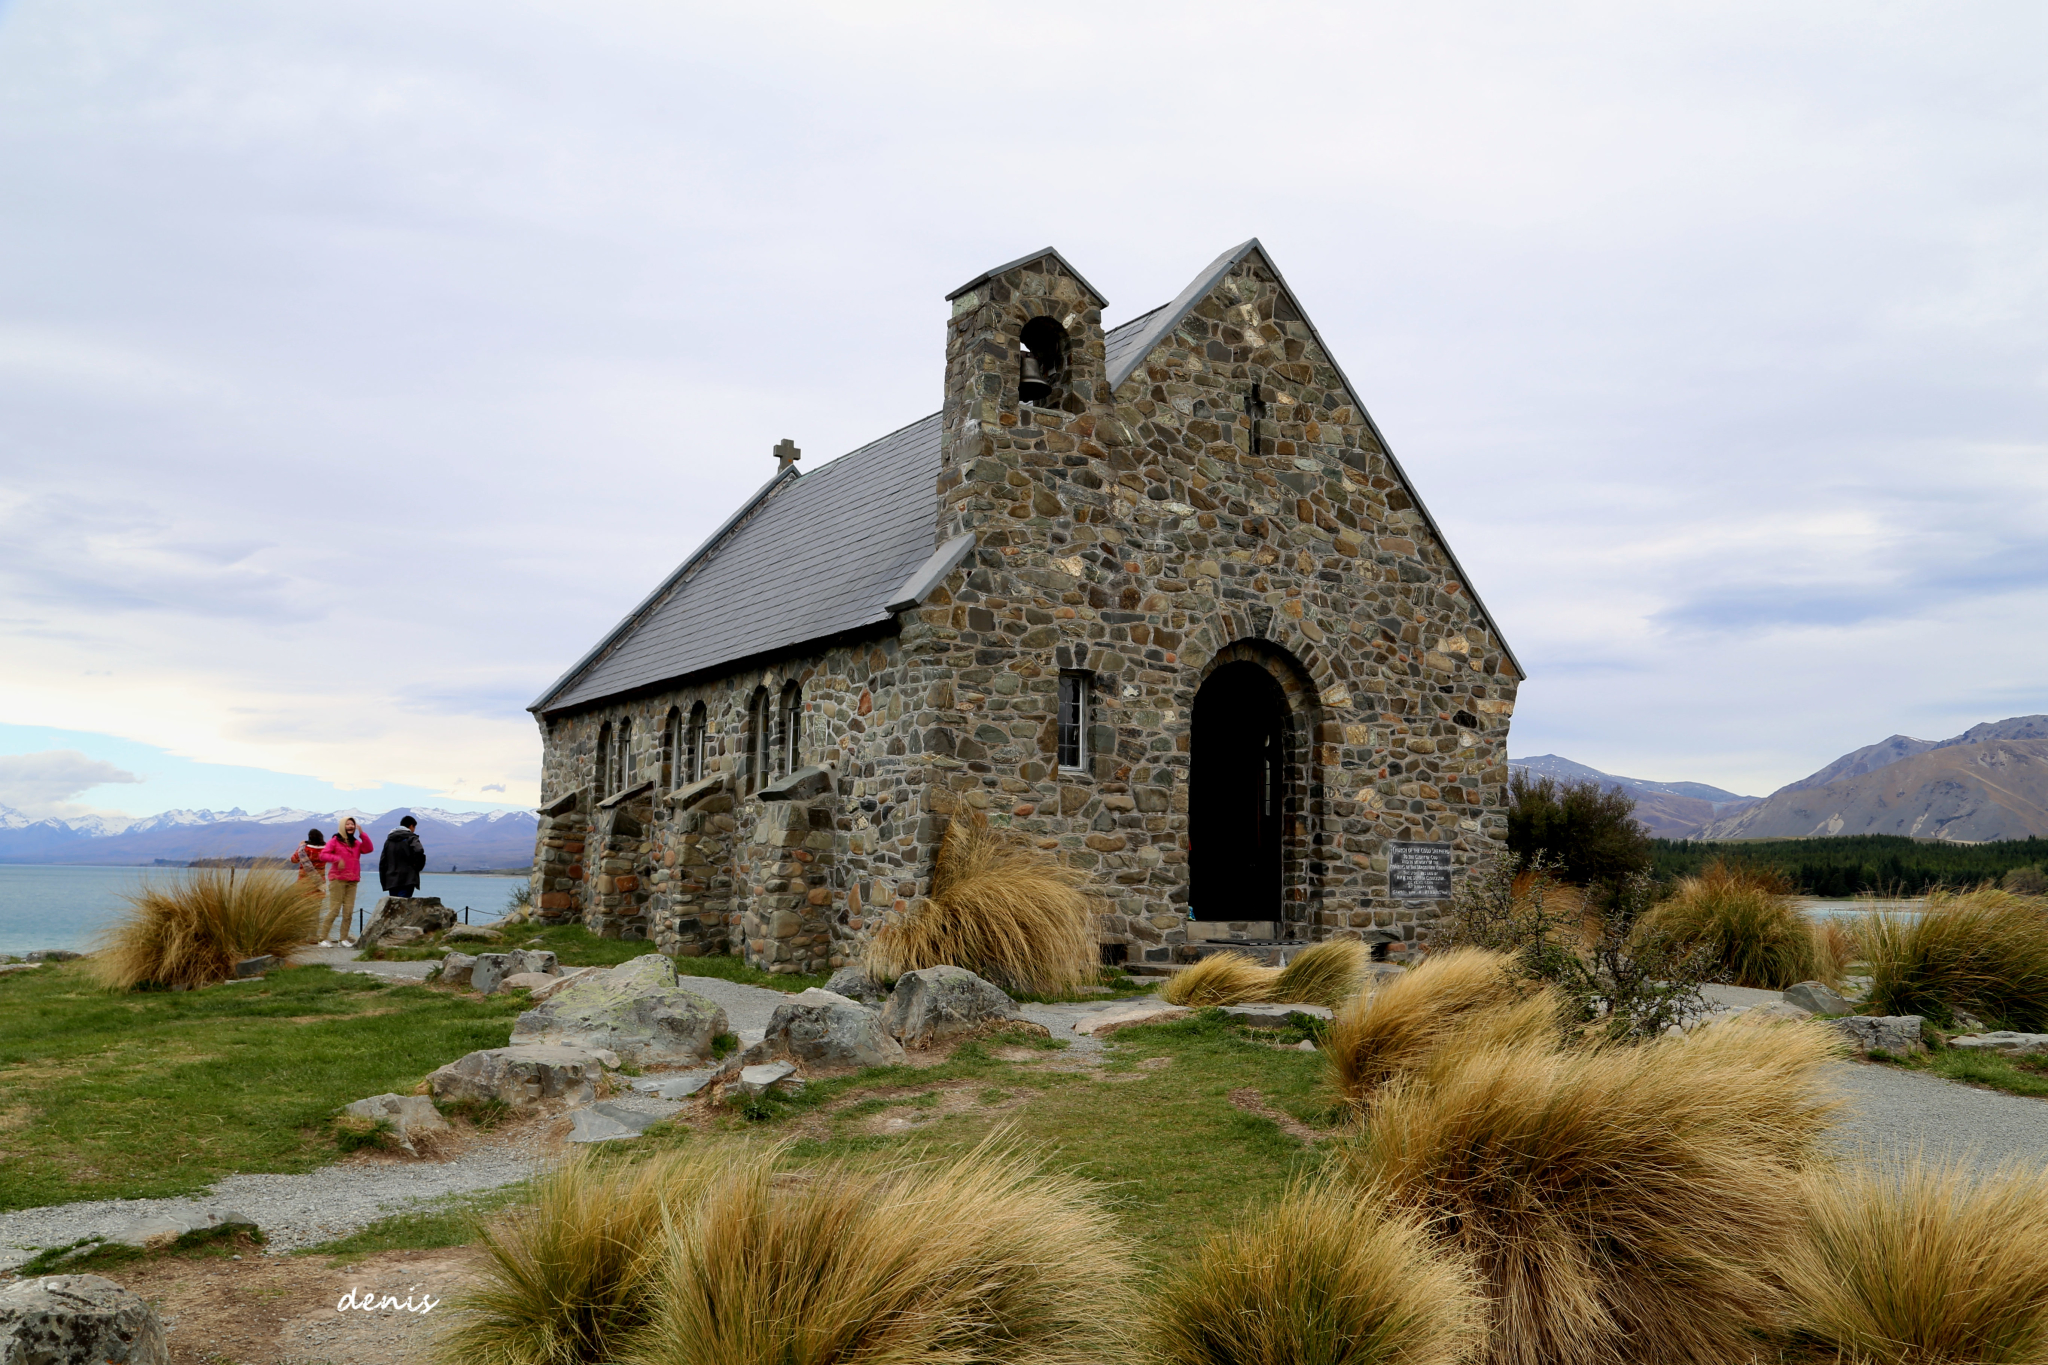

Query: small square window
<box><xmin>1057</xmin><ymin>672</ymin><xmax>1090</xmax><ymax>771</ymax></box>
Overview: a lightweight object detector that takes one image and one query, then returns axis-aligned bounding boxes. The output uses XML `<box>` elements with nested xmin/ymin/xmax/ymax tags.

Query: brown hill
<box><xmin>1698</xmin><ymin>739</ymin><xmax>2048</xmax><ymax>842</ymax></box>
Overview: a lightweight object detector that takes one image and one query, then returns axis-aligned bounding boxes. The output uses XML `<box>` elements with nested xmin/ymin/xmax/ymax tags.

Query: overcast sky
<box><xmin>1</xmin><ymin>0</ymin><xmax>2043</xmax><ymax>820</ymax></box>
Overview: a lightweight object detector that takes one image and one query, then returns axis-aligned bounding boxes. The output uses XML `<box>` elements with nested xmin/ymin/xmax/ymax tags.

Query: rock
<box><xmin>1738</xmin><ymin>1001</ymin><xmax>1815</xmax><ymax>1024</ymax></box>
<box><xmin>426</xmin><ymin>1044</ymin><xmax>606</xmax><ymax>1109</ymax></box>
<box><xmin>472</xmin><ymin>950</ymin><xmax>560</xmax><ymax>995</ymax></box>
<box><xmin>508</xmin><ymin>953</ymin><xmax>729</xmax><ymax>1066</ymax></box>
<box><xmin>655</xmin><ymin>1074</ymin><xmax>711</xmax><ymax>1099</ymax></box>
<box><xmin>23</xmin><ymin>950</ymin><xmax>82</xmax><ymax>963</ymax></box>
<box><xmin>232</xmin><ymin>955</ymin><xmax>276</xmax><ymax>979</ymax></box>
<box><xmin>1949</xmin><ymin>1031</ymin><xmax>2048</xmax><ymax>1056</ymax></box>
<box><xmin>1072</xmin><ymin>1002</ymin><xmax>1192</xmax><ymax>1037</ymax></box>
<box><xmin>1783</xmin><ymin>981</ymin><xmax>1852</xmax><ymax>1015</ymax></box>
<box><xmin>823</xmin><ymin>965</ymin><xmax>892</xmax><ymax>1005</ymax></box>
<box><xmin>567</xmin><ymin>1102</ymin><xmax>663</xmax><ymax>1143</ymax></box>
<box><xmin>383</xmin><ymin>925</ymin><xmax>426</xmax><ymax>946</ymax></box>
<box><xmin>439</xmin><ymin>952</ymin><xmax>477</xmax><ymax>989</ymax></box>
<box><xmin>736</xmin><ymin>1060</ymin><xmax>798</xmax><ymax>1096</ymax></box>
<box><xmin>358</xmin><ymin>896</ymin><xmax>457</xmax><ymax>948</ymax></box>
<box><xmin>528</xmin><ymin>966</ymin><xmax>606</xmax><ymax>1002</ymax></box>
<box><xmin>1219</xmin><ymin>1003</ymin><xmax>1334</xmax><ymax>1028</ymax></box>
<box><xmin>759</xmin><ymin>989</ymin><xmax>906</xmax><ymax>1069</ymax></box>
<box><xmin>0</xmin><ymin>1274</ymin><xmax>168</xmax><ymax>1364</ymax></box>
<box><xmin>103</xmin><ymin>1206</ymin><xmax>258</xmax><ymax>1252</ymax></box>
<box><xmin>443</xmin><ymin>924</ymin><xmax>505</xmax><ymax>943</ymax></box>
<box><xmin>499</xmin><ymin>971</ymin><xmax>559</xmax><ymax>994</ymax></box>
<box><xmin>1954</xmin><ymin>1010</ymin><xmax>1989</xmax><ymax>1033</ymax></box>
<box><xmin>879</xmin><ymin>966</ymin><xmax>1037</xmax><ymax>1049</ymax></box>
<box><xmin>1832</xmin><ymin>1015</ymin><xmax>1926</xmax><ymax>1055</ymax></box>
<box><xmin>340</xmin><ymin>1093</ymin><xmax>452</xmax><ymax>1154</ymax></box>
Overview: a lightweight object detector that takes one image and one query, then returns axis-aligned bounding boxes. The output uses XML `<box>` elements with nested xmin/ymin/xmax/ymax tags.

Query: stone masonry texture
<box><xmin>530</xmin><ymin>244</ymin><xmax>1522</xmax><ymax>972</ymax></box>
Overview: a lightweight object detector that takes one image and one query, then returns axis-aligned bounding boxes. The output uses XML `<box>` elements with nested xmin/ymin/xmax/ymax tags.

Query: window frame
<box><xmin>747</xmin><ymin>688</ymin><xmax>771</xmax><ymax>794</ymax></box>
<box><xmin>779</xmin><ymin>683</ymin><xmax>803</xmax><ymax>777</ymax></box>
<box><xmin>685</xmin><ymin>702</ymin><xmax>707</xmax><ymax>786</ymax></box>
<box><xmin>617</xmin><ymin>716</ymin><xmax>635</xmax><ymax>792</ymax></box>
<box><xmin>1056</xmin><ymin>671</ymin><xmax>1091</xmax><ymax>772</ymax></box>
<box><xmin>595</xmin><ymin>722</ymin><xmax>613</xmax><ymax>799</ymax></box>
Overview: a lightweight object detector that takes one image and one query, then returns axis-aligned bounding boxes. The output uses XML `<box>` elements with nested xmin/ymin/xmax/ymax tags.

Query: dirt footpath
<box><xmin>119</xmin><ymin>1246</ymin><xmax>480</xmax><ymax>1364</ymax></box>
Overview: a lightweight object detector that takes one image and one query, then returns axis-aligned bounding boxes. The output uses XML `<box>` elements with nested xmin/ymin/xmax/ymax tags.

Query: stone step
<box><xmin>1185</xmin><ymin>920</ymin><xmax>1280</xmax><ymax>943</ymax></box>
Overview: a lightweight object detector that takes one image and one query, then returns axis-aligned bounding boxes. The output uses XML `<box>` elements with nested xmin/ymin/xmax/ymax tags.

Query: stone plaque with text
<box><xmin>1387</xmin><ymin>841</ymin><xmax>1454</xmax><ymax>900</ymax></box>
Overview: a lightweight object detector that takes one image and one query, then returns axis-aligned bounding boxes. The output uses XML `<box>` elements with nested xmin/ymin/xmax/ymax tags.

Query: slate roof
<box><xmin>534</xmin><ymin>244</ymin><xmax>1523</xmax><ymax>715</ymax></box>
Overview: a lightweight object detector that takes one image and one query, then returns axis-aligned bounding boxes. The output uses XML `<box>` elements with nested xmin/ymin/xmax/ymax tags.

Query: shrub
<box><xmin>1858</xmin><ymin>888</ymin><xmax>2048</xmax><ymax>1030</ymax></box>
<box><xmin>90</xmin><ymin>867</ymin><xmax>323</xmax><ymax>991</ymax></box>
<box><xmin>1506</xmin><ymin>771</ymin><xmax>1650</xmax><ymax>886</ymax></box>
<box><xmin>1148</xmin><ymin>1179</ymin><xmax>1482</xmax><ymax>1365</ymax></box>
<box><xmin>1784</xmin><ymin>1158</ymin><xmax>2048</xmax><ymax>1365</ymax></box>
<box><xmin>864</xmin><ymin>812</ymin><xmax>1098</xmax><ymax>995</ymax></box>
<box><xmin>1641</xmin><ymin>859</ymin><xmax>1822</xmax><ymax>989</ymax></box>
<box><xmin>2002</xmin><ymin>864</ymin><xmax>2048</xmax><ymax>897</ymax></box>
<box><xmin>437</xmin><ymin>1149</ymin><xmax>724</xmax><ymax>1365</ymax></box>
<box><xmin>1341</xmin><ymin>1025</ymin><xmax>1840</xmax><ymax>1365</ymax></box>
<box><xmin>1160</xmin><ymin>951</ymin><xmax>1277</xmax><ymax>1007</ymax></box>
<box><xmin>626</xmin><ymin>1142</ymin><xmax>1130</xmax><ymax>1365</ymax></box>
<box><xmin>1324</xmin><ymin>948</ymin><xmax>1557</xmax><ymax>1114</ymax></box>
<box><xmin>1270</xmin><ymin>939</ymin><xmax>1370</xmax><ymax>1007</ymax></box>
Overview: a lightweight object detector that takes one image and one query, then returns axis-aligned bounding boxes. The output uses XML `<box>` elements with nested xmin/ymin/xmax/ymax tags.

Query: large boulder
<box><xmin>0</xmin><ymin>1274</ymin><xmax>168</xmax><ymax>1363</ymax></box>
<box><xmin>879</xmin><ymin>966</ymin><xmax>1035</xmax><ymax>1049</ymax></box>
<box><xmin>761</xmin><ymin>989</ymin><xmax>905</xmax><ymax>1069</ymax></box>
<box><xmin>473</xmin><ymin>950</ymin><xmax>559</xmax><ymax>995</ymax></box>
<box><xmin>426</xmin><ymin>1044</ymin><xmax>606</xmax><ymax>1109</ymax></box>
<box><xmin>340</xmin><ymin>1093</ymin><xmax>452</xmax><ymax>1154</ymax></box>
<box><xmin>359</xmin><ymin>896</ymin><xmax>457</xmax><ymax>947</ymax></box>
<box><xmin>1832</xmin><ymin>1015</ymin><xmax>1926</xmax><ymax>1054</ymax></box>
<box><xmin>508</xmin><ymin>953</ymin><xmax>729</xmax><ymax>1066</ymax></box>
<box><xmin>1783</xmin><ymin>981</ymin><xmax>1853</xmax><ymax>1014</ymax></box>
<box><xmin>823</xmin><ymin>965</ymin><xmax>892</xmax><ymax>1005</ymax></box>
<box><xmin>1950</xmin><ymin>1031</ymin><xmax>2048</xmax><ymax>1056</ymax></box>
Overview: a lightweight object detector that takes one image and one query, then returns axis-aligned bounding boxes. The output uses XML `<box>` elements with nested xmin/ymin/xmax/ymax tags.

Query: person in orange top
<box><xmin>289</xmin><ymin>828</ymin><xmax>325</xmax><ymax>886</ymax></box>
<box><xmin>316</xmin><ymin>817</ymin><xmax>374</xmax><ymax>947</ymax></box>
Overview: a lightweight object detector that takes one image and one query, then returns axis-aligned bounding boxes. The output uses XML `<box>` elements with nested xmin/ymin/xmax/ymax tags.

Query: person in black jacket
<box><xmin>379</xmin><ymin>815</ymin><xmax>427</xmax><ymax>898</ymax></box>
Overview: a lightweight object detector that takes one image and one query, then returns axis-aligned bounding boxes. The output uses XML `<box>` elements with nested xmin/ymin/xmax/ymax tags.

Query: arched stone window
<box><xmin>660</xmin><ymin>708</ymin><xmax>681</xmax><ymax>789</ymax></box>
<box><xmin>615</xmin><ymin>716</ymin><xmax>635</xmax><ymax>793</ymax></box>
<box><xmin>595</xmin><ymin>722</ymin><xmax>613</xmax><ymax>800</ymax></box>
<box><xmin>746</xmin><ymin>687</ymin><xmax>771</xmax><ymax>794</ymax></box>
<box><xmin>778</xmin><ymin>682</ymin><xmax>803</xmax><ymax>776</ymax></box>
<box><xmin>686</xmin><ymin>702</ymin><xmax>707</xmax><ymax>785</ymax></box>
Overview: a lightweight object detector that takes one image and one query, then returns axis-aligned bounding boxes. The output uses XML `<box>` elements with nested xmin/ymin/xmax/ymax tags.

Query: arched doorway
<box><xmin>1191</xmin><ymin>660</ymin><xmax>1289</xmax><ymax>920</ymax></box>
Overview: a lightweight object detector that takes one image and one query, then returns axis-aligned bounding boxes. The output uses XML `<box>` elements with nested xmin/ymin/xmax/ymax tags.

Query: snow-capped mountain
<box><xmin>0</xmin><ymin>803</ymin><xmax>537</xmax><ymax>868</ymax></box>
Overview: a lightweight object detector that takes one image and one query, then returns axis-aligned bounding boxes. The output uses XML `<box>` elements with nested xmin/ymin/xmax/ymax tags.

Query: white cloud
<box><xmin>0</xmin><ymin>749</ymin><xmax>142</xmax><ymax>815</ymax></box>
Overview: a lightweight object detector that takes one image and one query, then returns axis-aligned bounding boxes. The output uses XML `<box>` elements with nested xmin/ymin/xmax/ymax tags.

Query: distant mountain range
<box><xmin>0</xmin><ymin>805</ymin><xmax>538</xmax><ymax>869</ymax></box>
<box><xmin>1515</xmin><ymin>714</ymin><xmax>2048</xmax><ymax>843</ymax></box>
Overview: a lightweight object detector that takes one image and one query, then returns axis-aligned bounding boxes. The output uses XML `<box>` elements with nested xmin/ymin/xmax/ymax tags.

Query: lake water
<box><xmin>0</xmin><ymin>866</ymin><xmax>528</xmax><ymax>957</ymax></box>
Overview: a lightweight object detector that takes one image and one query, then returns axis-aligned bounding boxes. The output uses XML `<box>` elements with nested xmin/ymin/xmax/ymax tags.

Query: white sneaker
<box><xmin>319</xmin><ymin>940</ymin><xmax>334</xmax><ymax>948</ymax></box>
<box><xmin>341</xmin><ymin>939</ymin><xmax>356</xmax><ymax>948</ymax></box>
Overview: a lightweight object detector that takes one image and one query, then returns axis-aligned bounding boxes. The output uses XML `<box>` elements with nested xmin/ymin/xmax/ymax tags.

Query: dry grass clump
<box><xmin>1325</xmin><ymin>948</ymin><xmax>1557</xmax><ymax>1114</ymax></box>
<box><xmin>1642</xmin><ymin>859</ymin><xmax>1825</xmax><ymax>989</ymax></box>
<box><xmin>1147</xmin><ymin>1179</ymin><xmax>1482</xmax><ymax>1365</ymax></box>
<box><xmin>440</xmin><ymin>1149</ymin><xmax>725</xmax><ymax>1365</ymax></box>
<box><xmin>1341</xmin><ymin>1024</ymin><xmax>1841</xmax><ymax>1365</ymax></box>
<box><xmin>865</xmin><ymin>812</ymin><xmax>1098</xmax><ymax>995</ymax></box>
<box><xmin>1270</xmin><ymin>939</ymin><xmax>1370</xmax><ymax>1007</ymax></box>
<box><xmin>1859</xmin><ymin>888</ymin><xmax>2048</xmax><ymax>1030</ymax></box>
<box><xmin>1784</xmin><ymin>1158</ymin><xmax>2048</xmax><ymax>1365</ymax></box>
<box><xmin>1160</xmin><ymin>951</ymin><xmax>1278</xmax><ymax>1006</ymax></box>
<box><xmin>90</xmin><ymin>867</ymin><xmax>322</xmax><ymax>991</ymax></box>
<box><xmin>628</xmin><ymin>1142</ymin><xmax>1130</xmax><ymax>1365</ymax></box>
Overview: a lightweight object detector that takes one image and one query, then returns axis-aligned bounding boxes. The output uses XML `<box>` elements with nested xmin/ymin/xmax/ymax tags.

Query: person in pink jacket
<box><xmin>316</xmin><ymin>817</ymin><xmax>375</xmax><ymax>947</ymax></box>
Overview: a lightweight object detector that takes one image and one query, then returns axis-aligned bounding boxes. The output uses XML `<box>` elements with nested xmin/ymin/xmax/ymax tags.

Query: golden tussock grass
<box><xmin>1341</xmin><ymin>1025</ymin><xmax>1842</xmax><ymax>1365</ymax></box>
<box><xmin>864</xmin><ymin>813</ymin><xmax>1098</xmax><ymax>995</ymax></box>
<box><xmin>1324</xmin><ymin>948</ymin><xmax>1555</xmax><ymax>1115</ymax></box>
<box><xmin>627</xmin><ymin>1139</ymin><xmax>1131</xmax><ymax>1365</ymax></box>
<box><xmin>1160</xmin><ymin>951</ymin><xmax>1278</xmax><ymax>1006</ymax></box>
<box><xmin>1270</xmin><ymin>939</ymin><xmax>1371</xmax><ymax>1008</ymax></box>
<box><xmin>438</xmin><ymin>1148</ymin><xmax>726</xmax><ymax>1365</ymax></box>
<box><xmin>1641</xmin><ymin>858</ymin><xmax>1825</xmax><ymax>989</ymax></box>
<box><xmin>1784</xmin><ymin>1157</ymin><xmax>2048</xmax><ymax>1365</ymax></box>
<box><xmin>1147</xmin><ymin>1178</ymin><xmax>1482</xmax><ymax>1365</ymax></box>
<box><xmin>1858</xmin><ymin>887</ymin><xmax>2048</xmax><ymax>1030</ymax></box>
<box><xmin>90</xmin><ymin>867</ymin><xmax>323</xmax><ymax>991</ymax></box>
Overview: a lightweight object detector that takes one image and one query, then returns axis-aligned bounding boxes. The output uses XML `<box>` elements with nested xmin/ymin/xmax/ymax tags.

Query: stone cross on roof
<box><xmin>774</xmin><ymin>438</ymin><xmax>801</xmax><ymax>472</ymax></box>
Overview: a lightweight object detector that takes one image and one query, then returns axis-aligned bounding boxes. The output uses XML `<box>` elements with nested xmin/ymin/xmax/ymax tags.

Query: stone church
<box><xmin>526</xmin><ymin>240</ymin><xmax>1523</xmax><ymax>974</ymax></box>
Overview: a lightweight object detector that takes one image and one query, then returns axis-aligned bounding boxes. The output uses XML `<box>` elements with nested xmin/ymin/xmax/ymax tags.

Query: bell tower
<box><xmin>936</xmin><ymin>248</ymin><xmax>1110</xmax><ymax>545</ymax></box>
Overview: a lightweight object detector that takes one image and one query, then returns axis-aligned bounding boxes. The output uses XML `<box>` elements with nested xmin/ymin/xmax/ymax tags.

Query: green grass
<box><xmin>642</xmin><ymin>1008</ymin><xmax>1330</xmax><ymax>1266</ymax></box>
<box><xmin>1869</xmin><ymin>1043</ymin><xmax>2048</xmax><ymax>1099</ymax></box>
<box><xmin>301</xmin><ymin>1185</ymin><xmax>532</xmax><ymax>1263</ymax></box>
<box><xmin>0</xmin><ymin>961</ymin><xmax>526</xmax><ymax>1210</ymax></box>
<box><xmin>668</xmin><ymin>951</ymin><xmax>829</xmax><ymax>993</ymax></box>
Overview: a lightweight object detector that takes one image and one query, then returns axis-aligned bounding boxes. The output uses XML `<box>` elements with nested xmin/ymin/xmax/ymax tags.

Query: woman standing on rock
<box><xmin>316</xmin><ymin>818</ymin><xmax>374</xmax><ymax>948</ymax></box>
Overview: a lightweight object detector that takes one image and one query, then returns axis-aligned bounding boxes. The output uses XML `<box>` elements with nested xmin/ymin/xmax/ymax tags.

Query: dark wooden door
<box><xmin>1191</xmin><ymin>661</ymin><xmax>1287</xmax><ymax>920</ymax></box>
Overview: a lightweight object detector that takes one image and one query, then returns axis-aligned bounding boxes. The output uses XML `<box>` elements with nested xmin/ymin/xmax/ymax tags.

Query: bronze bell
<box><xmin>1019</xmin><ymin>352</ymin><xmax>1052</xmax><ymax>404</ymax></box>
